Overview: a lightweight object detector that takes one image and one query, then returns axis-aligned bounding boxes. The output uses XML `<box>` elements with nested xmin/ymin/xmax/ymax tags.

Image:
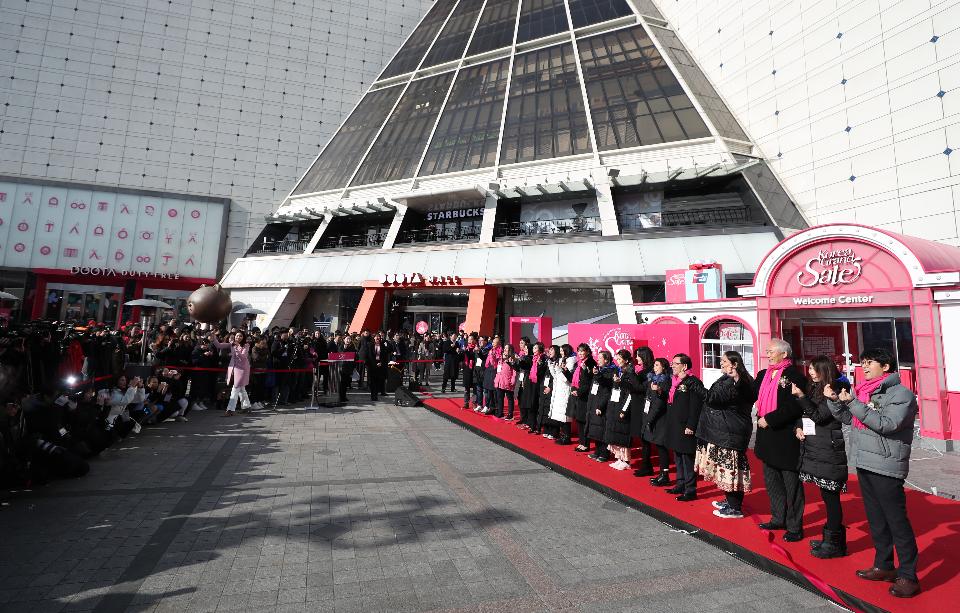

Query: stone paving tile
<box><xmin>0</xmin><ymin>400</ymin><xmax>845</xmax><ymax>612</ymax></box>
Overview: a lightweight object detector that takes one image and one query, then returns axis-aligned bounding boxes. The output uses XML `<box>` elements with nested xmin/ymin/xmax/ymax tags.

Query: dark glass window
<box><xmin>467</xmin><ymin>0</ymin><xmax>520</xmax><ymax>56</ymax></box>
<box><xmin>568</xmin><ymin>0</ymin><xmax>633</xmax><ymax>29</ymax></box>
<box><xmin>351</xmin><ymin>73</ymin><xmax>455</xmax><ymax>186</ymax></box>
<box><xmin>649</xmin><ymin>27</ymin><xmax>750</xmax><ymax>141</ymax></box>
<box><xmin>578</xmin><ymin>25</ymin><xmax>710</xmax><ymax>151</ymax></box>
<box><xmin>419</xmin><ymin>58</ymin><xmax>510</xmax><ymax>176</ymax></box>
<box><xmin>292</xmin><ymin>86</ymin><xmax>403</xmax><ymax>194</ymax></box>
<box><xmin>380</xmin><ymin>0</ymin><xmax>458</xmax><ymax>79</ymax></box>
<box><xmin>516</xmin><ymin>0</ymin><xmax>569</xmax><ymax>43</ymax></box>
<box><xmin>500</xmin><ymin>43</ymin><xmax>592</xmax><ymax>164</ymax></box>
<box><xmin>422</xmin><ymin>0</ymin><xmax>486</xmax><ymax>67</ymax></box>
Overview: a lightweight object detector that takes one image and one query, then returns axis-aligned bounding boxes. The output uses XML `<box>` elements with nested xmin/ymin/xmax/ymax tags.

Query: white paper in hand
<box><xmin>802</xmin><ymin>417</ymin><xmax>817</xmax><ymax>436</ymax></box>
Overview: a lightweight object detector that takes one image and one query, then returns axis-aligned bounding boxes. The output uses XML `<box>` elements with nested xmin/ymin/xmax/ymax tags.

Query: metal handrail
<box><xmin>255</xmin><ymin>238</ymin><xmax>312</xmax><ymax>254</ymax></box>
<box><xmin>494</xmin><ymin>216</ymin><xmax>601</xmax><ymax>238</ymax></box>
<box><xmin>396</xmin><ymin>227</ymin><xmax>481</xmax><ymax>244</ymax></box>
<box><xmin>316</xmin><ymin>232</ymin><xmax>388</xmax><ymax>250</ymax></box>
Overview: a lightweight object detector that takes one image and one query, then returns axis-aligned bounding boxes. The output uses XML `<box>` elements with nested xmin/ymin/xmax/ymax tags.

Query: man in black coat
<box><xmin>754</xmin><ymin>338</ymin><xmax>808</xmax><ymax>541</ymax></box>
<box><xmin>665</xmin><ymin>353</ymin><xmax>705</xmax><ymax>501</ymax></box>
<box><xmin>440</xmin><ymin>333</ymin><xmax>460</xmax><ymax>393</ymax></box>
<box><xmin>358</xmin><ymin>332</ymin><xmax>390</xmax><ymax>401</ymax></box>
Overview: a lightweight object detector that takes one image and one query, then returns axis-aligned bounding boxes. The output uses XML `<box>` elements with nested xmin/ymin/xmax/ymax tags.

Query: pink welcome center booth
<box><xmin>566</xmin><ymin>224</ymin><xmax>960</xmax><ymax>451</ymax></box>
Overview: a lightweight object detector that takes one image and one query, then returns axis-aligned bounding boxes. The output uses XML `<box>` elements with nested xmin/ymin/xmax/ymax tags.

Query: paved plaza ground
<box><xmin>0</xmin><ymin>394</ymin><xmax>856</xmax><ymax>613</ymax></box>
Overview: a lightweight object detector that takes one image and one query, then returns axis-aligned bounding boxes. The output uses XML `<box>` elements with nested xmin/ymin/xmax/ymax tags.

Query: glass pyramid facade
<box><xmin>291</xmin><ymin>0</ymin><xmax>746</xmax><ymax>197</ymax></box>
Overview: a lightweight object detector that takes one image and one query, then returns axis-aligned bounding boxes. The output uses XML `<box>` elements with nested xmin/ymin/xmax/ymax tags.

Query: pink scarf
<box><xmin>571</xmin><ymin>357</ymin><xmax>587</xmax><ymax>388</ymax></box>
<box><xmin>668</xmin><ymin>375</ymin><xmax>680</xmax><ymax>404</ymax></box>
<box><xmin>485</xmin><ymin>347</ymin><xmax>502</xmax><ymax>368</ymax></box>
<box><xmin>529</xmin><ymin>355</ymin><xmax>540</xmax><ymax>384</ymax></box>
<box><xmin>464</xmin><ymin>344</ymin><xmax>476</xmax><ymax>368</ymax></box>
<box><xmin>757</xmin><ymin>359</ymin><xmax>793</xmax><ymax>417</ymax></box>
<box><xmin>853</xmin><ymin>374</ymin><xmax>890</xmax><ymax>429</ymax></box>
<box><xmin>633</xmin><ymin>364</ymin><xmax>643</xmax><ymax>375</ymax></box>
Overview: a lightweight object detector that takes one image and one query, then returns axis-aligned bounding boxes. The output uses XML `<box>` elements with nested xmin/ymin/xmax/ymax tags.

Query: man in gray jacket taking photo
<box><xmin>825</xmin><ymin>347</ymin><xmax>920</xmax><ymax>599</ymax></box>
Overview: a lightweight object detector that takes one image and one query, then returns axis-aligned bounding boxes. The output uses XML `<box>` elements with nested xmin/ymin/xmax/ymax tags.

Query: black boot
<box><xmin>633</xmin><ymin>461</ymin><xmax>653</xmax><ymax>477</ymax></box>
<box><xmin>650</xmin><ymin>470</ymin><xmax>671</xmax><ymax>487</ymax></box>
<box><xmin>811</xmin><ymin>527</ymin><xmax>847</xmax><ymax>559</ymax></box>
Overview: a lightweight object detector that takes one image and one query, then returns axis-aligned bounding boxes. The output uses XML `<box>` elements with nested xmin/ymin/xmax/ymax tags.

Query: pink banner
<box><xmin>567</xmin><ymin>323</ymin><xmax>701</xmax><ymax>376</ymax></box>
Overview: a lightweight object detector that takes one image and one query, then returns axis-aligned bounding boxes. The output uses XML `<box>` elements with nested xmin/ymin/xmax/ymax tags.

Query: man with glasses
<box><xmin>664</xmin><ymin>354</ymin><xmax>705</xmax><ymax>502</ymax></box>
<box><xmin>826</xmin><ymin>347</ymin><xmax>920</xmax><ymax>598</ymax></box>
<box><xmin>753</xmin><ymin>338</ymin><xmax>808</xmax><ymax>542</ymax></box>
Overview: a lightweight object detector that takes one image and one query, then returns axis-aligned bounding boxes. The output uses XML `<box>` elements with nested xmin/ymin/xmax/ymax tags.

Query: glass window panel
<box><xmin>352</xmin><ymin>73</ymin><xmax>454</xmax><ymax>185</ymax></box>
<box><xmin>501</xmin><ymin>43</ymin><xmax>592</xmax><ymax>164</ymax></box>
<box><xmin>516</xmin><ymin>0</ymin><xmax>569</xmax><ymax>43</ymax></box>
<box><xmin>568</xmin><ymin>0</ymin><xmax>633</xmax><ymax>29</ymax></box>
<box><xmin>577</xmin><ymin>25</ymin><xmax>709</xmax><ymax>151</ymax></box>
<box><xmin>419</xmin><ymin>58</ymin><xmax>510</xmax><ymax>176</ymax></box>
<box><xmin>467</xmin><ymin>0</ymin><xmax>519</xmax><ymax>55</ymax></box>
<box><xmin>292</xmin><ymin>85</ymin><xmax>404</xmax><ymax>194</ymax></box>
<box><xmin>648</xmin><ymin>26</ymin><xmax>749</xmax><ymax>140</ymax></box>
<box><xmin>423</xmin><ymin>0</ymin><xmax>486</xmax><ymax>68</ymax></box>
<box><xmin>380</xmin><ymin>0</ymin><xmax>459</xmax><ymax>79</ymax></box>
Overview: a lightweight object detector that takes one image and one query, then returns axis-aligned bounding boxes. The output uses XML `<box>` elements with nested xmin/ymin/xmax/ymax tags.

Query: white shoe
<box><xmin>192</xmin><ymin>402</ymin><xmax>207</xmax><ymax>411</ymax></box>
<box><xmin>175</xmin><ymin>416</ymin><xmax>188</xmax><ymax>422</ymax></box>
<box><xmin>611</xmin><ymin>460</ymin><xmax>628</xmax><ymax>470</ymax></box>
<box><xmin>254</xmin><ymin>402</ymin><xmax>265</xmax><ymax>410</ymax></box>
<box><xmin>132</xmin><ymin>421</ymin><xmax>142</xmax><ymax>434</ymax></box>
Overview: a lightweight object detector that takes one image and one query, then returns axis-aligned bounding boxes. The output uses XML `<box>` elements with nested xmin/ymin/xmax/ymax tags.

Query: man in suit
<box><xmin>754</xmin><ymin>338</ymin><xmax>808</xmax><ymax>542</ymax></box>
<box><xmin>359</xmin><ymin>331</ymin><xmax>389</xmax><ymax>401</ymax></box>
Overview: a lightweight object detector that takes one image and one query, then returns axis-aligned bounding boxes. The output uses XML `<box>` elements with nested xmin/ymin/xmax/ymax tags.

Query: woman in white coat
<box><xmin>548</xmin><ymin>344</ymin><xmax>576</xmax><ymax>445</ymax></box>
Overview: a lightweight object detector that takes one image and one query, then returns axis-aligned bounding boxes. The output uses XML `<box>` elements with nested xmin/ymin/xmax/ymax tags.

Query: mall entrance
<box><xmin>780</xmin><ymin>309</ymin><xmax>915</xmax><ymax>387</ymax></box>
<box><xmin>386</xmin><ymin>290</ymin><xmax>469</xmax><ymax>334</ymax></box>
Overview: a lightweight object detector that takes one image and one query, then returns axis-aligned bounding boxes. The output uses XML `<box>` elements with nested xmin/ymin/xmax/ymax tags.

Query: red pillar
<box><xmin>349</xmin><ymin>288</ymin><xmax>385</xmax><ymax>334</ymax></box>
<box><xmin>464</xmin><ymin>286</ymin><xmax>497</xmax><ymax>336</ymax></box>
<box><xmin>31</xmin><ymin>276</ymin><xmax>47</xmax><ymax>320</ymax></box>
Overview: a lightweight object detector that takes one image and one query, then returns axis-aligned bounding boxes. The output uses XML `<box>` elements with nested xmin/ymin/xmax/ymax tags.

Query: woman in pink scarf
<box><xmin>753</xmin><ymin>338</ymin><xmax>808</xmax><ymax>542</ymax></box>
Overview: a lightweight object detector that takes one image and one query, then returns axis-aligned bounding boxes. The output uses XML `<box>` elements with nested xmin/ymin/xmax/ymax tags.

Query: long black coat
<box><xmin>537</xmin><ymin>360</ymin><xmax>555</xmax><ymax>425</ymax></box>
<box><xmin>695</xmin><ymin>375</ymin><xmax>757</xmax><ymax>452</ymax></box>
<box><xmin>630</xmin><ymin>366</ymin><xmax>653</xmax><ymax>437</ymax></box>
<box><xmin>441</xmin><ymin>340</ymin><xmax>459</xmax><ymax>378</ymax></box>
<box><xmin>753</xmin><ymin>365</ymin><xmax>807</xmax><ymax>471</ymax></box>
<box><xmin>665</xmin><ymin>375</ymin><xmax>706</xmax><ymax>455</ymax></box>
<box><xmin>567</xmin><ymin>359</ymin><xmax>596</xmax><ymax>422</ymax></box>
<box><xmin>586</xmin><ymin>367</ymin><xmax>615</xmax><ymax>442</ymax></box>
<box><xmin>521</xmin><ymin>355</ymin><xmax>545</xmax><ymax>411</ymax></box>
<box><xmin>461</xmin><ymin>347</ymin><xmax>476</xmax><ymax>390</ymax></box>
<box><xmin>797</xmin><ymin>393</ymin><xmax>848</xmax><ymax>482</ymax></box>
<box><xmin>642</xmin><ymin>378</ymin><xmax>672</xmax><ymax>446</ymax></box>
<box><xmin>606</xmin><ymin>368</ymin><xmax>642</xmax><ymax>447</ymax></box>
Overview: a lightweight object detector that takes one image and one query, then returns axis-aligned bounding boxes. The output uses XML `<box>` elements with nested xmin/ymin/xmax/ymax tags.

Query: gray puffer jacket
<box><xmin>827</xmin><ymin>373</ymin><xmax>917</xmax><ymax>480</ymax></box>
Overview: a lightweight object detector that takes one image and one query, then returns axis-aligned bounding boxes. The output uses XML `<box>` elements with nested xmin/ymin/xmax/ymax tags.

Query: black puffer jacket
<box><xmin>695</xmin><ymin>375</ymin><xmax>756</xmax><ymax>452</ymax></box>
<box><xmin>586</xmin><ymin>367</ymin><xmax>615</xmax><ymax>442</ymax></box>
<box><xmin>642</xmin><ymin>375</ymin><xmax>671</xmax><ymax>446</ymax></box>
<box><xmin>606</xmin><ymin>368</ymin><xmax>642</xmax><ymax>447</ymax></box>
<box><xmin>797</xmin><ymin>392</ymin><xmax>848</xmax><ymax>482</ymax></box>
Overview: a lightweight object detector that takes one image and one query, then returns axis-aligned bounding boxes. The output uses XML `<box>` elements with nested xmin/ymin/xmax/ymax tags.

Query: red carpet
<box><xmin>422</xmin><ymin>397</ymin><xmax>959</xmax><ymax>613</ymax></box>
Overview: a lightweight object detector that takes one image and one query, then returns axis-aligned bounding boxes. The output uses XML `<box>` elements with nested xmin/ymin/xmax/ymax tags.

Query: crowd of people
<box><xmin>0</xmin><ymin>319</ymin><xmax>923</xmax><ymax>598</ymax></box>
<box><xmin>0</xmin><ymin>321</ymin><xmax>442</xmax><ymax>489</ymax></box>
<box><xmin>437</xmin><ymin>333</ymin><xmax>922</xmax><ymax>599</ymax></box>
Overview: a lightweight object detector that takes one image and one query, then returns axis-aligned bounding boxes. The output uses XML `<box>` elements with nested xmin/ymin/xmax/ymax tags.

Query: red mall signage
<box><xmin>378</xmin><ymin>273</ymin><xmax>462</xmax><ymax>286</ymax></box>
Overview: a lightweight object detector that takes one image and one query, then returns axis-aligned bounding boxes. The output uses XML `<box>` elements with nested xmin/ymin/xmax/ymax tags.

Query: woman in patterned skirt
<box><xmin>694</xmin><ymin>350</ymin><xmax>757</xmax><ymax>518</ymax></box>
<box><xmin>793</xmin><ymin>355</ymin><xmax>849</xmax><ymax>558</ymax></box>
